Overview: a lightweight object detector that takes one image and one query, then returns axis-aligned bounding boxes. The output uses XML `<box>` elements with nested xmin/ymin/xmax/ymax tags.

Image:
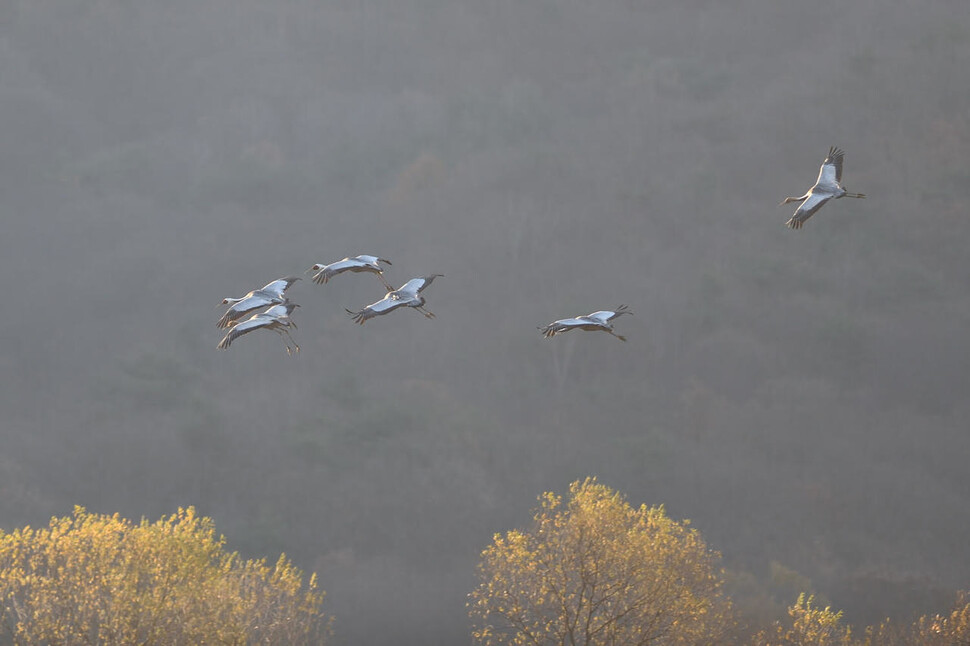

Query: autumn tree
<box><xmin>752</xmin><ymin>590</ymin><xmax>970</xmax><ymax>646</ymax></box>
<box><xmin>468</xmin><ymin>478</ymin><xmax>733</xmax><ymax>646</ymax></box>
<box><xmin>0</xmin><ymin>507</ymin><xmax>331</xmax><ymax>645</ymax></box>
<box><xmin>865</xmin><ymin>590</ymin><xmax>970</xmax><ymax>646</ymax></box>
<box><xmin>751</xmin><ymin>594</ymin><xmax>856</xmax><ymax>646</ymax></box>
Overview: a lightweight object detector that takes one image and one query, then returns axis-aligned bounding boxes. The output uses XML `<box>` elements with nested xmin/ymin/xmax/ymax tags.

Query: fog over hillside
<box><xmin>1</xmin><ymin>1</ymin><xmax>969</xmax><ymax>643</ymax></box>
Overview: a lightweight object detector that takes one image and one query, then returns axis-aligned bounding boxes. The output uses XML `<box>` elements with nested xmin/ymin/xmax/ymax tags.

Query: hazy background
<box><xmin>2</xmin><ymin>0</ymin><xmax>969</xmax><ymax>643</ymax></box>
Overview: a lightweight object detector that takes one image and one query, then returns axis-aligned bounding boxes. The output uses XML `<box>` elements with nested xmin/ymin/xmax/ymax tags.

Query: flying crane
<box><xmin>306</xmin><ymin>255</ymin><xmax>394</xmax><ymax>290</ymax></box>
<box><xmin>780</xmin><ymin>146</ymin><xmax>866</xmax><ymax>229</ymax></box>
<box><xmin>538</xmin><ymin>305</ymin><xmax>632</xmax><ymax>341</ymax></box>
<box><xmin>217</xmin><ymin>276</ymin><xmax>301</xmax><ymax>329</ymax></box>
<box><xmin>345</xmin><ymin>274</ymin><xmax>443</xmax><ymax>325</ymax></box>
<box><xmin>217</xmin><ymin>301</ymin><xmax>301</xmax><ymax>354</ymax></box>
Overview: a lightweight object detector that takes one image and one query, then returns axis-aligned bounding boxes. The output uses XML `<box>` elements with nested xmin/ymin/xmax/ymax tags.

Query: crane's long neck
<box><xmin>780</xmin><ymin>192</ymin><xmax>810</xmax><ymax>205</ymax></box>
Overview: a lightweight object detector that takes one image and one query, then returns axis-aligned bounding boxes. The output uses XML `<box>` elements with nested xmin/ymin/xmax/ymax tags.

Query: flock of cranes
<box><xmin>217</xmin><ymin>148</ymin><xmax>865</xmax><ymax>353</ymax></box>
<box><xmin>215</xmin><ymin>255</ymin><xmax>450</xmax><ymax>353</ymax></box>
<box><xmin>216</xmin><ymin>277</ymin><xmax>302</xmax><ymax>353</ymax></box>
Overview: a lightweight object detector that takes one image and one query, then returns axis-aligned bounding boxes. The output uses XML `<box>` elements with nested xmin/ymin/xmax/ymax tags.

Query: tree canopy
<box><xmin>0</xmin><ymin>507</ymin><xmax>330</xmax><ymax>645</ymax></box>
<box><xmin>469</xmin><ymin>478</ymin><xmax>733</xmax><ymax>646</ymax></box>
<box><xmin>753</xmin><ymin>591</ymin><xmax>970</xmax><ymax>646</ymax></box>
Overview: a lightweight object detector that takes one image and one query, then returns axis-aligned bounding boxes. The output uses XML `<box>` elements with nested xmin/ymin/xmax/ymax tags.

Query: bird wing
<box><xmin>310</xmin><ymin>268</ymin><xmax>332</xmax><ymax>284</ymax></box>
<box><xmin>218</xmin><ymin>294</ymin><xmax>280</xmax><ymax>328</ymax></box>
<box><xmin>585</xmin><ymin>311</ymin><xmax>613</xmax><ymax>323</ymax></box>
<box><xmin>577</xmin><ymin>316</ymin><xmax>612</xmax><ymax>330</ymax></box>
<box><xmin>539</xmin><ymin>317</ymin><xmax>586</xmax><ymax>337</ymax></box>
<box><xmin>346</xmin><ymin>294</ymin><xmax>410</xmax><ymax>323</ymax></box>
<box><xmin>611</xmin><ymin>305</ymin><xmax>632</xmax><ymax>320</ymax></box>
<box><xmin>315</xmin><ymin>258</ymin><xmax>387</xmax><ymax>284</ymax></box>
<box><xmin>816</xmin><ymin>147</ymin><xmax>844</xmax><ymax>187</ymax></box>
<box><xmin>416</xmin><ymin>274</ymin><xmax>443</xmax><ymax>293</ymax></box>
<box><xmin>586</xmin><ymin>306</ymin><xmax>631</xmax><ymax>323</ymax></box>
<box><xmin>395</xmin><ymin>274</ymin><xmax>442</xmax><ymax>295</ymax></box>
<box><xmin>261</xmin><ymin>276</ymin><xmax>300</xmax><ymax>298</ymax></box>
<box><xmin>786</xmin><ymin>191</ymin><xmax>831</xmax><ymax>229</ymax></box>
<box><xmin>369</xmin><ymin>295</ymin><xmax>412</xmax><ymax>314</ymax></box>
<box><xmin>354</xmin><ymin>255</ymin><xmax>391</xmax><ymax>267</ymax></box>
<box><xmin>327</xmin><ymin>258</ymin><xmax>357</xmax><ymax>272</ymax></box>
<box><xmin>395</xmin><ymin>278</ymin><xmax>425</xmax><ymax>295</ymax></box>
<box><xmin>262</xmin><ymin>302</ymin><xmax>298</xmax><ymax>318</ymax></box>
<box><xmin>312</xmin><ymin>260</ymin><xmax>353</xmax><ymax>284</ymax></box>
<box><xmin>217</xmin><ymin>316</ymin><xmax>274</xmax><ymax>349</ymax></box>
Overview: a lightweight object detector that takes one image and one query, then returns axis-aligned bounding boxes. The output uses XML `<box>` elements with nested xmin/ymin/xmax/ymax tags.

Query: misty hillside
<box><xmin>1</xmin><ymin>1</ymin><xmax>969</xmax><ymax>643</ymax></box>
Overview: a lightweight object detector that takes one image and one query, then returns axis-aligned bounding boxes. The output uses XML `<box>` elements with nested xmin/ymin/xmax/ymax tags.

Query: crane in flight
<box><xmin>345</xmin><ymin>274</ymin><xmax>443</xmax><ymax>325</ymax></box>
<box><xmin>217</xmin><ymin>276</ymin><xmax>300</xmax><ymax>329</ymax></box>
<box><xmin>306</xmin><ymin>255</ymin><xmax>394</xmax><ymax>290</ymax></box>
<box><xmin>217</xmin><ymin>302</ymin><xmax>300</xmax><ymax>354</ymax></box>
<box><xmin>538</xmin><ymin>305</ymin><xmax>632</xmax><ymax>341</ymax></box>
<box><xmin>780</xmin><ymin>146</ymin><xmax>866</xmax><ymax>229</ymax></box>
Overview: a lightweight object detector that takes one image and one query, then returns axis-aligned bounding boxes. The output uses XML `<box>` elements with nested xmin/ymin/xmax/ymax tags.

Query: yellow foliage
<box><xmin>469</xmin><ymin>478</ymin><xmax>733</xmax><ymax>646</ymax></box>
<box><xmin>751</xmin><ymin>593</ymin><xmax>855</xmax><ymax>646</ymax></box>
<box><xmin>752</xmin><ymin>590</ymin><xmax>970</xmax><ymax>646</ymax></box>
<box><xmin>910</xmin><ymin>590</ymin><xmax>970</xmax><ymax>645</ymax></box>
<box><xmin>752</xmin><ymin>593</ymin><xmax>871</xmax><ymax>646</ymax></box>
<box><xmin>864</xmin><ymin>590</ymin><xmax>970</xmax><ymax>646</ymax></box>
<box><xmin>0</xmin><ymin>507</ymin><xmax>331</xmax><ymax>645</ymax></box>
